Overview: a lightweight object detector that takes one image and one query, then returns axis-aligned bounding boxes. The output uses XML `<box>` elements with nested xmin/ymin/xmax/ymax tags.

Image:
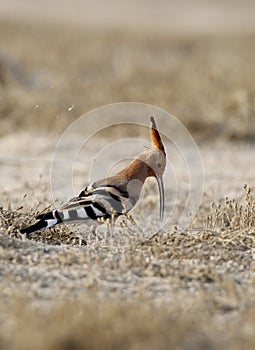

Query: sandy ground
<box><xmin>0</xmin><ymin>1</ymin><xmax>255</xmax><ymax>349</ymax></box>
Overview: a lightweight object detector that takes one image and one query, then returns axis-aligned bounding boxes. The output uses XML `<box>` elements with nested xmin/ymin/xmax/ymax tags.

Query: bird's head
<box><xmin>137</xmin><ymin>116</ymin><xmax>166</xmax><ymax>219</ymax></box>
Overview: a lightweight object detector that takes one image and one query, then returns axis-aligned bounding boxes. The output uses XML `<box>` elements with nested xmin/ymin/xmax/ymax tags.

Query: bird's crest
<box><xmin>150</xmin><ymin>116</ymin><xmax>165</xmax><ymax>155</ymax></box>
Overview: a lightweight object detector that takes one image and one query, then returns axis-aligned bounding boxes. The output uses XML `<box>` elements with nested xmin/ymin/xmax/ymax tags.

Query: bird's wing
<box><xmin>60</xmin><ymin>185</ymin><xmax>94</xmax><ymax>210</ymax></box>
<box><xmin>60</xmin><ymin>177</ymin><xmax>134</xmax><ymax>217</ymax></box>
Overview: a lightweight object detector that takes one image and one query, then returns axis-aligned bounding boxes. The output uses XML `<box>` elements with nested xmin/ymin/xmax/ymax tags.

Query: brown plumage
<box><xmin>20</xmin><ymin>116</ymin><xmax>166</xmax><ymax>235</ymax></box>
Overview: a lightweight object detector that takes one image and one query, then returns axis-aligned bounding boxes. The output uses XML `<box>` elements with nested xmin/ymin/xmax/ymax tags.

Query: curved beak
<box><xmin>156</xmin><ymin>175</ymin><xmax>165</xmax><ymax>220</ymax></box>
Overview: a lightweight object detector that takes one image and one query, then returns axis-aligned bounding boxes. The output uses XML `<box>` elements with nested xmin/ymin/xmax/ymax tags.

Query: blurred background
<box><xmin>0</xmin><ymin>0</ymin><xmax>255</xmax><ymax>141</ymax></box>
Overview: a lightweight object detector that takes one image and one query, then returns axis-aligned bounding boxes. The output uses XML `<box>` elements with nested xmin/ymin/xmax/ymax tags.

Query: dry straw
<box><xmin>206</xmin><ymin>184</ymin><xmax>255</xmax><ymax>231</ymax></box>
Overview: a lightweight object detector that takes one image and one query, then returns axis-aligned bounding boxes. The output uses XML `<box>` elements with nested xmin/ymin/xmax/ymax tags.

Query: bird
<box><xmin>20</xmin><ymin>116</ymin><xmax>166</xmax><ymax>235</ymax></box>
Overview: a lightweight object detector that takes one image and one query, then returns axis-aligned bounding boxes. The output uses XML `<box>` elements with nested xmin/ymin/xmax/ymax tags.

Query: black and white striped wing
<box><xmin>59</xmin><ymin>184</ymin><xmax>133</xmax><ymax>222</ymax></box>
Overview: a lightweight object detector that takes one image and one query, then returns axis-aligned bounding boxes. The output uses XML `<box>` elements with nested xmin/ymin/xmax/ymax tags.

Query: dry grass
<box><xmin>207</xmin><ymin>184</ymin><xmax>255</xmax><ymax>230</ymax></box>
<box><xmin>1</xmin><ymin>186</ymin><xmax>255</xmax><ymax>349</ymax></box>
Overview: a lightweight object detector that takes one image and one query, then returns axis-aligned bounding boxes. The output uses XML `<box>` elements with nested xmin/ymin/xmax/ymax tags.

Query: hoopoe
<box><xmin>20</xmin><ymin>116</ymin><xmax>166</xmax><ymax>235</ymax></box>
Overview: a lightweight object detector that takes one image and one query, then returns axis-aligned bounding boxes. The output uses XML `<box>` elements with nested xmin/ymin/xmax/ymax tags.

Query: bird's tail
<box><xmin>20</xmin><ymin>210</ymin><xmax>62</xmax><ymax>234</ymax></box>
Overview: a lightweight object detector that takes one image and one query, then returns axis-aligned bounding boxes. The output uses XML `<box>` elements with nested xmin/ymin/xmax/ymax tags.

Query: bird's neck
<box><xmin>117</xmin><ymin>158</ymin><xmax>153</xmax><ymax>184</ymax></box>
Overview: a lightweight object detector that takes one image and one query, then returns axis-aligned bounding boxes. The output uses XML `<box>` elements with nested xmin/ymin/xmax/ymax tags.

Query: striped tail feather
<box><xmin>20</xmin><ymin>210</ymin><xmax>60</xmax><ymax>234</ymax></box>
<box><xmin>20</xmin><ymin>201</ymin><xmax>111</xmax><ymax>234</ymax></box>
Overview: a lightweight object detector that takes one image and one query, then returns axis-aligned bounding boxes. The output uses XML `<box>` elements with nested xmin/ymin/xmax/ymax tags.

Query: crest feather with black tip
<box><xmin>150</xmin><ymin>116</ymin><xmax>165</xmax><ymax>155</ymax></box>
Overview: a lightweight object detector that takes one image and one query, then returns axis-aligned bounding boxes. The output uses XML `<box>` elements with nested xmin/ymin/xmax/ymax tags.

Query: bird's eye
<box><xmin>156</xmin><ymin>162</ymin><xmax>162</xmax><ymax>168</ymax></box>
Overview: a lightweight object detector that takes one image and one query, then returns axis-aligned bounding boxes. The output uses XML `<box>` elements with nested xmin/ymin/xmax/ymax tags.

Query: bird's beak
<box><xmin>156</xmin><ymin>175</ymin><xmax>165</xmax><ymax>220</ymax></box>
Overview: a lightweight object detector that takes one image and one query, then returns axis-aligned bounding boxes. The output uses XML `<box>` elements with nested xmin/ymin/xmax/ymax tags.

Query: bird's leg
<box><xmin>105</xmin><ymin>214</ymin><xmax>116</xmax><ymax>240</ymax></box>
<box><xmin>89</xmin><ymin>224</ymin><xmax>98</xmax><ymax>242</ymax></box>
<box><xmin>110</xmin><ymin>214</ymin><xmax>116</xmax><ymax>238</ymax></box>
<box><xmin>109</xmin><ymin>210</ymin><xmax>119</xmax><ymax>240</ymax></box>
<box><xmin>105</xmin><ymin>218</ymin><xmax>111</xmax><ymax>240</ymax></box>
